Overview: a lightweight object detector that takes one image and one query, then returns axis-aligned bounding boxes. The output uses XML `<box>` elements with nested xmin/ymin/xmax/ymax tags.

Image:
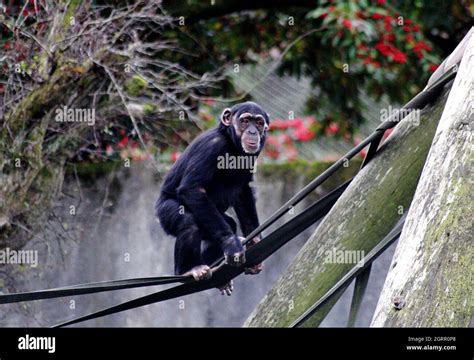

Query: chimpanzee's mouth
<box><xmin>243</xmin><ymin>139</ymin><xmax>259</xmax><ymax>153</ymax></box>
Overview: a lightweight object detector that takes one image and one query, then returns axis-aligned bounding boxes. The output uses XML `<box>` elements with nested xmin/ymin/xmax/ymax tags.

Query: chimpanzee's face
<box><xmin>221</xmin><ymin>102</ymin><xmax>269</xmax><ymax>154</ymax></box>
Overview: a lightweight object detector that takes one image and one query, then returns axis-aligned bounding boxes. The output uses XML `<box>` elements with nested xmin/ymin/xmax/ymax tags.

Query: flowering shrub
<box><xmin>264</xmin><ymin>117</ymin><xmax>321</xmax><ymax>161</ymax></box>
<box><xmin>308</xmin><ymin>1</ymin><xmax>439</xmax><ymax>74</ymax></box>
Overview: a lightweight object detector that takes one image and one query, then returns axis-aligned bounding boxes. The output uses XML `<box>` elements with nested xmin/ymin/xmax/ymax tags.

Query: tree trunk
<box><xmin>0</xmin><ymin>1</ymin><xmax>96</xmax><ymax>248</ymax></box>
<box><xmin>244</xmin><ymin>84</ymin><xmax>453</xmax><ymax>327</ymax></box>
<box><xmin>371</xmin><ymin>34</ymin><xmax>474</xmax><ymax>327</ymax></box>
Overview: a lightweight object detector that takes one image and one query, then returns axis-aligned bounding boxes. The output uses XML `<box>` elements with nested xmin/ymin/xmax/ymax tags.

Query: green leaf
<box><xmin>306</xmin><ymin>8</ymin><xmax>329</xmax><ymax>19</ymax></box>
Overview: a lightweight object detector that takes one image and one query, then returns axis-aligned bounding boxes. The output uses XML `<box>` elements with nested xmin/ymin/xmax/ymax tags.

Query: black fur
<box><xmin>155</xmin><ymin>102</ymin><xmax>269</xmax><ymax>275</ymax></box>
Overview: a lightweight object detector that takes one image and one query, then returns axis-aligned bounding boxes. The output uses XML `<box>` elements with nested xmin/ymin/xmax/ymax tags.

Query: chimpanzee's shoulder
<box><xmin>191</xmin><ymin>128</ymin><xmax>229</xmax><ymax>152</ymax></box>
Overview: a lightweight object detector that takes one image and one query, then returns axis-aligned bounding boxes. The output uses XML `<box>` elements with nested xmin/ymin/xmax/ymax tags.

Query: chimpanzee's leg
<box><xmin>200</xmin><ymin>213</ymin><xmax>238</xmax><ymax>295</ymax></box>
<box><xmin>200</xmin><ymin>212</ymin><xmax>237</xmax><ymax>265</ymax></box>
<box><xmin>155</xmin><ymin>197</ymin><xmax>210</xmax><ymax>279</ymax></box>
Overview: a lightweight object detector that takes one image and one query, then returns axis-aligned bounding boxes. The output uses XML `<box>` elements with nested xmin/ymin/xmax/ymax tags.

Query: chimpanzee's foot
<box><xmin>218</xmin><ymin>280</ymin><xmax>234</xmax><ymax>296</ymax></box>
<box><xmin>184</xmin><ymin>265</ymin><xmax>212</xmax><ymax>281</ymax></box>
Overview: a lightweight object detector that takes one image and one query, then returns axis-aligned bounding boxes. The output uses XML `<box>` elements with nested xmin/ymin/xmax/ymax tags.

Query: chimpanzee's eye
<box><xmin>256</xmin><ymin>119</ymin><xmax>264</xmax><ymax>127</ymax></box>
<box><xmin>241</xmin><ymin>117</ymin><xmax>249</xmax><ymax>125</ymax></box>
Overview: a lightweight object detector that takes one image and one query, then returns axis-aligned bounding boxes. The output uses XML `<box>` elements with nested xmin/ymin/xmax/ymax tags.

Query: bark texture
<box><xmin>371</xmin><ymin>35</ymin><xmax>473</xmax><ymax>327</ymax></box>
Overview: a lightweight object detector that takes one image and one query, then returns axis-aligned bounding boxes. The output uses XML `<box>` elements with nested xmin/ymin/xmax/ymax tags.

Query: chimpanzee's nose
<box><xmin>248</xmin><ymin>128</ymin><xmax>257</xmax><ymax>135</ymax></box>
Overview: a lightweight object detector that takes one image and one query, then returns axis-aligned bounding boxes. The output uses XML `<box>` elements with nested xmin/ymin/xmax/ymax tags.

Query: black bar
<box><xmin>0</xmin><ymin>328</ymin><xmax>472</xmax><ymax>359</ymax></box>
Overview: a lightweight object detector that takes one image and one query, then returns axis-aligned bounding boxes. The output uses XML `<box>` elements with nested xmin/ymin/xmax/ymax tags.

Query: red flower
<box><xmin>105</xmin><ymin>144</ymin><xmax>114</xmax><ymax>156</ymax></box>
<box><xmin>293</xmin><ymin>127</ymin><xmax>316</xmax><ymax>142</ymax></box>
<box><xmin>171</xmin><ymin>151</ymin><xmax>181</xmax><ymax>162</ymax></box>
<box><xmin>285</xmin><ymin>145</ymin><xmax>298</xmax><ymax>161</ymax></box>
<box><xmin>377</xmin><ymin>0</ymin><xmax>386</xmax><ymax>4</ymax></box>
<box><xmin>203</xmin><ymin>99</ymin><xmax>215</xmax><ymax>106</ymax></box>
<box><xmin>321</xmin><ymin>12</ymin><xmax>328</xmax><ymax>19</ymax></box>
<box><xmin>119</xmin><ymin>129</ymin><xmax>126</xmax><ymax>136</ymax></box>
<box><xmin>265</xmin><ymin>135</ymin><xmax>281</xmax><ymax>159</ymax></box>
<box><xmin>414</xmin><ymin>41</ymin><xmax>431</xmax><ymax>52</ymax></box>
<box><xmin>3</xmin><ymin>42</ymin><xmax>10</xmax><ymax>50</ymax></box>
<box><xmin>118</xmin><ymin>136</ymin><xmax>129</xmax><ymax>149</ymax></box>
<box><xmin>22</xmin><ymin>9</ymin><xmax>29</xmax><ymax>17</ymax></box>
<box><xmin>413</xmin><ymin>24</ymin><xmax>421</xmax><ymax>32</ymax></box>
<box><xmin>429</xmin><ymin>64</ymin><xmax>439</xmax><ymax>72</ymax></box>
<box><xmin>266</xmin><ymin>149</ymin><xmax>280</xmax><ymax>159</ymax></box>
<box><xmin>372</xmin><ymin>13</ymin><xmax>383</xmax><ymax>20</ymax></box>
<box><xmin>342</xmin><ymin>19</ymin><xmax>352</xmax><ymax>30</ymax></box>
<box><xmin>266</xmin><ymin>135</ymin><xmax>280</xmax><ymax>146</ymax></box>
<box><xmin>392</xmin><ymin>51</ymin><xmax>407</xmax><ymax>64</ymax></box>
<box><xmin>375</xmin><ymin>41</ymin><xmax>406</xmax><ymax>63</ymax></box>
<box><xmin>405</xmin><ymin>34</ymin><xmax>415</xmax><ymax>44</ymax></box>
<box><xmin>326</xmin><ymin>122</ymin><xmax>339</xmax><ymax>136</ymax></box>
<box><xmin>132</xmin><ymin>154</ymin><xmax>147</xmax><ymax>162</ymax></box>
<box><xmin>290</xmin><ymin>118</ymin><xmax>304</xmax><ymax>128</ymax></box>
<box><xmin>279</xmin><ymin>133</ymin><xmax>293</xmax><ymax>145</ymax></box>
<box><xmin>375</xmin><ymin>42</ymin><xmax>390</xmax><ymax>56</ymax></box>
<box><xmin>270</xmin><ymin>119</ymin><xmax>290</xmax><ymax>130</ymax></box>
<box><xmin>403</xmin><ymin>25</ymin><xmax>411</xmax><ymax>32</ymax></box>
<box><xmin>306</xmin><ymin>116</ymin><xmax>317</xmax><ymax>126</ymax></box>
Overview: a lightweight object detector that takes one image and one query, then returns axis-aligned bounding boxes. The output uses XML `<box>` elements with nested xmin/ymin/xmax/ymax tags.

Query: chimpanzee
<box><xmin>155</xmin><ymin>102</ymin><xmax>269</xmax><ymax>295</ymax></box>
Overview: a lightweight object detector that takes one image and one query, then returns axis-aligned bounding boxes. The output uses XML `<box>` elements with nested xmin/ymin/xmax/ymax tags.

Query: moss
<box><xmin>143</xmin><ymin>103</ymin><xmax>156</xmax><ymax>116</ymax></box>
<box><xmin>63</xmin><ymin>0</ymin><xmax>81</xmax><ymax>27</ymax></box>
<box><xmin>125</xmin><ymin>75</ymin><xmax>148</xmax><ymax>97</ymax></box>
<box><xmin>258</xmin><ymin>158</ymin><xmax>362</xmax><ymax>196</ymax></box>
<box><xmin>384</xmin><ymin>157</ymin><xmax>474</xmax><ymax>326</ymax></box>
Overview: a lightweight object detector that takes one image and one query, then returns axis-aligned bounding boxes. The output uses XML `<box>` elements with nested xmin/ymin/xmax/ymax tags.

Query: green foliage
<box><xmin>125</xmin><ymin>75</ymin><xmax>148</xmax><ymax>97</ymax></box>
<box><xmin>162</xmin><ymin>0</ymin><xmax>469</xmax><ymax>136</ymax></box>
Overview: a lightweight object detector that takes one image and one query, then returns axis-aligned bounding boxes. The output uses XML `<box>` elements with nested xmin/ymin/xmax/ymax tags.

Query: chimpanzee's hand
<box><xmin>244</xmin><ymin>236</ymin><xmax>263</xmax><ymax>275</ymax></box>
<box><xmin>223</xmin><ymin>235</ymin><xmax>246</xmax><ymax>266</ymax></box>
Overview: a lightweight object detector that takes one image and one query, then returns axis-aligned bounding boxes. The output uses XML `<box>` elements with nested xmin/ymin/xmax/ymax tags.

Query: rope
<box><xmin>0</xmin><ymin>275</ymin><xmax>189</xmax><ymax>304</ymax></box>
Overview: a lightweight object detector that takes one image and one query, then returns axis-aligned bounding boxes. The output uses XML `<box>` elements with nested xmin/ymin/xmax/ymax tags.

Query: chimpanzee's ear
<box><xmin>264</xmin><ymin>113</ymin><xmax>270</xmax><ymax>130</ymax></box>
<box><xmin>220</xmin><ymin>108</ymin><xmax>232</xmax><ymax>127</ymax></box>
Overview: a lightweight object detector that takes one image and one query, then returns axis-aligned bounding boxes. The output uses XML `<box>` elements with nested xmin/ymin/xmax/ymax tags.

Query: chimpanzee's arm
<box><xmin>234</xmin><ymin>182</ymin><xmax>264</xmax><ymax>275</ymax></box>
<box><xmin>234</xmin><ymin>184</ymin><xmax>260</xmax><ymax>237</ymax></box>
